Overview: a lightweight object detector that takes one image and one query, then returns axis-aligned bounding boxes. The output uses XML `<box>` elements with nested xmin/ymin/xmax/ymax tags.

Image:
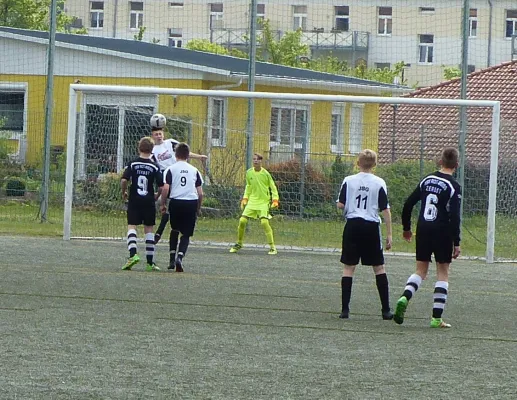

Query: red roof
<box><xmin>378</xmin><ymin>60</ymin><xmax>517</xmax><ymax>164</ymax></box>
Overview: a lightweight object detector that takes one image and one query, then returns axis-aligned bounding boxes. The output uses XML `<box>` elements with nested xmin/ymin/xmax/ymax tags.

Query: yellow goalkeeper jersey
<box><xmin>243</xmin><ymin>167</ymin><xmax>279</xmax><ymax>211</ymax></box>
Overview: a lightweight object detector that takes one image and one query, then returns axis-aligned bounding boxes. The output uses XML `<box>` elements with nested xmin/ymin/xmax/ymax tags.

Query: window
<box><xmin>90</xmin><ymin>1</ymin><xmax>104</xmax><ymax>29</ymax></box>
<box><xmin>418</xmin><ymin>34</ymin><xmax>434</xmax><ymax>63</ymax></box>
<box><xmin>506</xmin><ymin>10</ymin><xmax>517</xmax><ymax>38</ymax></box>
<box><xmin>334</xmin><ymin>6</ymin><xmax>349</xmax><ymax>32</ymax></box>
<box><xmin>257</xmin><ymin>4</ymin><xmax>266</xmax><ymax>27</ymax></box>
<box><xmin>469</xmin><ymin>8</ymin><xmax>478</xmax><ymax>37</ymax></box>
<box><xmin>330</xmin><ymin>104</ymin><xmax>344</xmax><ymax>153</ymax></box>
<box><xmin>168</xmin><ymin>28</ymin><xmax>183</xmax><ymax>48</ymax></box>
<box><xmin>348</xmin><ymin>104</ymin><xmax>364</xmax><ymax>154</ymax></box>
<box><xmin>0</xmin><ymin>85</ymin><xmax>27</xmax><ymax>163</ymax></box>
<box><xmin>270</xmin><ymin>103</ymin><xmax>309</xmax><ymax>154</ymax></box>
<box><xmin>208</xmin><ymin>98</ymin><xmax>226</xmax><ymax>147</ymax></box>
<box><xmin>419</xmin><ymin>7</ymin><xmax>435</xmax><ymax>14</ymax></box>
<box><xmin>293</xmin><ymin>5</ymin><xmax>307</xmax><ymax>31</ymax></box>
<box><xmin>378</xmin><ymin>7</ymin><xmax>392</xmax><ymax>35</ymax></box>
<box><xmin>468</xmin><ymin>64</ymin><xmax>476</xmax><ymax>73</ymax></box>
<box><xmin>169</xmin><ymin>2</ymin><xmax>184</xmax><ymax>7</ymax></box>
<box><xmin>210</xmin><ymin>3</ymin><xmax>224</xmax><ymax>29</ymax></box>
<box><xmin>375</xmin><ymin>62</ymin><xmax>391</xmax><ymax>69</ymax></box>
<box><xmin>129</xmin><ymin>2</ymin><xmax>143</xmax><ymax>30</ymax></box>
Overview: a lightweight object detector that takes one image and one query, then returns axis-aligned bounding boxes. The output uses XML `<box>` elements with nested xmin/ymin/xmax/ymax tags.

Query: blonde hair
<box><xmin>358</xmin><ymin>149</ymin><xmax>377</xmax><ymax>170</ymax></box>
<box><xmin>138</xmin><ymin>137</ymin><xmax>155</xmax><ymax>154</ymax></box>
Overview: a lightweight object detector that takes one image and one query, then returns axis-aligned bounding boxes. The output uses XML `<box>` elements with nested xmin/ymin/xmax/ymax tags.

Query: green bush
<box><xmin>203</xmin><ymin>184</ymin><xmax>242</xmax><ymax>216</ymax></box>
<box><xmin>268</xmin><ymin>159</ymin><xmax>333</xmax><ymax>216</ymax></box>
<box><xmin>5</xmin><ymin>177</ymin><xmax>26</xmax><ymax>197</ymax></box>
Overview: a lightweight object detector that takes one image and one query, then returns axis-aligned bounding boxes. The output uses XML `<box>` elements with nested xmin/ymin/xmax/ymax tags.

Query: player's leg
<box><xmin>154</xmin><ymin>197</ymin><xmax>169</xmax><ymax>244</ymax></box>
<box><xmin>372</xmin><ymin>265</ymin><xmax>393</xmax><ymax>320</ymax></box>
<box><xmin>430</xmin><ymin>239</ymin><xmax>453</xmax><ymax>328</ymax></box>
<box><xmin>144</xmin><ymin>224</ymin><xmax>160</xmax><ymax>271</ymax></box>
<box><xmin>175</xmin><ymin>234</ymin><xmax>190</xmax><ymax>272</ymax></box>
<box><xmin>339</xmin><ymin>221</ymin><xmax>359</xmax><ymax>319</ymax></box>
<box><xmin>123</xmin><ymin>204</ymin><xmax>142</xmax><ymax>270</ymax></box>
<box><xmin>168</xmin><ymin>229</ymin><xmax>180</xmax><ymax>270</ymax></box>
<box><xmin>174</xmin><ymin>201</ymin><xmax>197</xmax><ymax>272</ymax></box>
<box><xmin>260</xmin><ymin>217</ymin><xmax>277</xmax><ymax>255</ymax></box>
<box><xmin>230</xmin><ymin>216</ymin><xmax>249</xmax><ymax>253</ymax></box>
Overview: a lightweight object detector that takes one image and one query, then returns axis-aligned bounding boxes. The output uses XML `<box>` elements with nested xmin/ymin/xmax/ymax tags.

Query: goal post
<box><xmin>63</xmin><ymin>83</ymin><xmax>501</xmax><ymax>263</ymax></box>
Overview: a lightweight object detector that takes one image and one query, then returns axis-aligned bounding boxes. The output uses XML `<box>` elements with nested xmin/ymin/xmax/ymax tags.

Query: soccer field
<box><xmin>1</xmin><ymin>236</ymin><xmax>517</xmax><ymax>399</ymax></box>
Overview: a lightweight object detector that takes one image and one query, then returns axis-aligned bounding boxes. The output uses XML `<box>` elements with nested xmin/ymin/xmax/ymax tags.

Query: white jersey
<box><xmin>152</xmin><ymin>139</ymin><xmax>179</xmax><ymax>171</ymax></box>
<box><xmin>337</xmin><ymin>172</ymin><xmax>389</xmax><ymax>223</ymax></box>
<box><xmin>164</xmin><ymin>160</ymin><xmax>203</xmax><ymax>201</ymax></box>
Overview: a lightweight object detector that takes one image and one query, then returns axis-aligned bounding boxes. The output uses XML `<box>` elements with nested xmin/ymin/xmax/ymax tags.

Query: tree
<box><xmin>0</xmin><ymin>0</ymin><xmax>81</xmax><ymax>32</ymax></box>
<box><xmin>186</xmin><ymin>19</ymin><xmax>407</xmax><ymax>85</ymax></box>
<box><xmin>443</xmin><ymin>66</ymin><xmax>462</xmax><ymax>80</ymax></box>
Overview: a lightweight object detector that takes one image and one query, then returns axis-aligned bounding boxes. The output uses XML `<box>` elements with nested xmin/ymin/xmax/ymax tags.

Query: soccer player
<box><xmin>229</xmin><ymin>153</ymin><xmax>279</xmax><ymax>255</ymax></box>
<box><xmin>337</xmin><ymin>149</ymin><xmax>393</xmax><ymax>320</ymax></box>
<box><xmin>121</xmin><ymin>137</ymin><xmax>163</xmax><ymax>271</ymax></box>
<box><xmin>149</xmin><ymin>116</ymin><xmax>207</xmax><ymax>247</ymax></box>
<box><xmin>393</xmin><ymin>147</ymin><xmax>462</xmax><ymax>328</ymax></box>
<box><xmin>160</xmin><ymin>143</ymin><xmax>204</xmax><ymax>272</ymax></box>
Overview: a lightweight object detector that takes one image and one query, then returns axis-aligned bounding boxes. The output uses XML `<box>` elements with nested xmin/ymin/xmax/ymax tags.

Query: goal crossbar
<box><xmin>64</xmin><ymin>84</ymin><xmax>501</xmax><ymax>263</ymax></box>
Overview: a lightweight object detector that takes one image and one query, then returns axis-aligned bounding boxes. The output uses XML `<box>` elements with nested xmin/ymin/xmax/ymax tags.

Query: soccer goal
<box><xmin>63</xmin><ymin>84</ymin><xmax>504</xmax><ymax>262</ymax></box>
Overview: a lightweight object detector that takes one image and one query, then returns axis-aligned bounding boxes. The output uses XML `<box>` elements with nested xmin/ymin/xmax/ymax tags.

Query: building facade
<box><xmin>64</xmin><ymin>0</ymin><xmax>517</xmax><ymax>87</ymax></box>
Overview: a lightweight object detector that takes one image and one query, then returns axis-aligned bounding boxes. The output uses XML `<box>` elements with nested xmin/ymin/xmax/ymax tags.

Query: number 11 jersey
<box><xmin>338</xmin><ymin>172</ymin><xmax>389</xmax><ymax>223</ymax></box>
<box><xmin>122</xmin><ymin>157</ymin><xmax>163</xmax><ymax>203</ymax></box>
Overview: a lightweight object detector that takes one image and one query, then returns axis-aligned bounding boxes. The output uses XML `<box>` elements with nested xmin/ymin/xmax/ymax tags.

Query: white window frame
<box><xmin>505</xmin><ymin>10</ymin><xmax>517</xmax><ymax>38</ymax></box>
<box><xmin>334</xmin><ymin>6</ymin><xmax>349</xmax><ymax>32</ymax></box>
<box><xmin>293</xmin><ymin>5</ymin><xmax>307</xmax><ymax>31</ymax></box>
<box><xmin>168</xmin><ymin>28</ymin><xmax>183</xmax><ymax>48</ymax></box>
<box><xmin>129</xmin><ymin>2</ymin><xmax>144</xmax><ymax>30</ymax></box>
<box><xmin>469</xmin><ymin>8</ymin><xmax>478</xmax><ymax>38</ymax></box>
<box><xmin>330</xmin><ymin>103</ymin><xmax>345</xmax><ymax>154</ymax></box>
<box><xmin>90</xmin><ymin>1</ymin><xmax>104</xmax><ymax>29</ymax></box>
<box><xmin>269</xmin><ymin>101</ymin><xmax>310</xmax><ymax>157</ymax></box>
<box><xmin>378</xmin><ymin>7</ymin><xmax>392</xmax><ymax>36</ymax></box>
<box><xmin>77</xmin><ymin>94</ymin><xmax>157</xmax><ymax>177</ymax></box>
<box><xmin>348</xmin><ymin>103</ymin><xmax>364</xmax><ymax>154</ymax></box>
<box><xmin>207</xmin><ymin>97</ymin><xmax>227</xmax><ymax>147</ymax></box>
<box><xmin>418</xmin><ymin>34</ymin><xmax>434</xmax><ymax>64</ymax></box>
<box><xmin>0</xmin><ymin>82</ymin><xmax>28</xmax><ymax>163</ymax></box>
<box><xmin>210</xmin><ymin>3</ymin><xmax>224</xmax><ymax>29</ymax></box>
<box><xmin>257</xmin><ymin>4</ymin><xmax>266</xmax><ymax>27</ymax></box>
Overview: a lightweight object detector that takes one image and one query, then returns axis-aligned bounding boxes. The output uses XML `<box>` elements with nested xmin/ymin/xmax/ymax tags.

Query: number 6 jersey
<box><xmin>122</xmin><ymin>157</ymin><xmax>163</xmax><ymax>203</ymax></box>
<box><xmin>402</xmin><ymin>171</ymin><xmax>462</xmax><ymax>246</ymax></box>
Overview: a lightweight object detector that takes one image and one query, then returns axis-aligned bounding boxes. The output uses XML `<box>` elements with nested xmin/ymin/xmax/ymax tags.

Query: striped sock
<box><xmin>402</xmin><ymin>273</ymin><xmax>422</xmax><ymax>301</ymax></box>
<box><xmin>127</xmin><ymin>229</ymin><xmax>137</xmax><ymax>257</ymax></box>
<box><xmin>145</xmin><ymin>232</ymin><xmax>155</xmax><ymax>264</ymax></box>
<box><xmin>432</xmin><ymin>281</ymin><xmax>449</xmax><ymax>319</ymax></box>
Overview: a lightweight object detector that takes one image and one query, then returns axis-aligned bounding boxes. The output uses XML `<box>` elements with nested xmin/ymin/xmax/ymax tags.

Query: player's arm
<box><xmin>401</xmin><ymin>184</ymin><xmax>421</xmax><ymax>238</ymax></box>
<box><xmin>269</xmin><ymin>173</ymin><xmax>279</xmax><ymax>208</ymax></box>
<box><xmin>241</xmin><ymin>170</ymin><xmax>251</xmax><ymax>209</ymax></box>
<box><xmin>155</xmin><ymin>168</ymin><xmax>164</xmax><ymax>201</ymax></box>
<box><xmin>189</xmin><ymin>152</ymin><xmax>208</xmax><ymax>161</ymax></box>
<box><xmin>450</xmin><ymin>184</ymin><xmax>462</xmax><ymax>258</ymax></box>
<box><xmin>379</xmin><ymin>185</ymin><xmax>393</xmax><ymax>250</ymax></box>
<box><xmin>336</xmin><ymin>181</ymin><xmax>347</xmax><ymax>210</ymax></box>
<box><xmin>120</xmin><ymin>165</ymin><xmax>131</xmax><ymax>201</ymax></box>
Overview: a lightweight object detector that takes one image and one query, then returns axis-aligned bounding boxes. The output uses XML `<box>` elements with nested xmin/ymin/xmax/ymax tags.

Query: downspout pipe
<box><xmin>487</xmin><ymin>0</ymin><xmax>493</xmax><ymax>67</ymax></box>
<box><xmin>210</xmin><ymin>77</ymin><xmax>244</xmax><ymax>90</ymax></box>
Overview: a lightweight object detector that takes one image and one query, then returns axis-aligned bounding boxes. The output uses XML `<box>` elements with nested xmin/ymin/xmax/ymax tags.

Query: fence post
<box><xmin>420</xmin><ymin>124</ymin><xmax>425</xmax><ymax>179</ymax></box>
<box><xmin>299</xmin><ymin>135</ymin><xmax>307</xmax><ymax>218</ymax></box>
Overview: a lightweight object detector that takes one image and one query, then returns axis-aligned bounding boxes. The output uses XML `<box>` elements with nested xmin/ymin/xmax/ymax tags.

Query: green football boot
<box><xmin>122</xmin><ymin>254</ymin><xmax>140</xmax><ymax>270</ymax></box>
<box><xmin>430</xmin><ymin>318</ymin><xmax>451</xmax><ymax>328</ymax></box>
<box><xmin>393</xmin><ymin>296</ymin><xmax>408</xmax><ymax>325</ymax></box>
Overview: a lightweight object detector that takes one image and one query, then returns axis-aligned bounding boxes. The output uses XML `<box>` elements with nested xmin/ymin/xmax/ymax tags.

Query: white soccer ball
<box><xmin>150</xmin><ymin>113</ymin><xmax>167</xmax><ymax>129</ymax></box>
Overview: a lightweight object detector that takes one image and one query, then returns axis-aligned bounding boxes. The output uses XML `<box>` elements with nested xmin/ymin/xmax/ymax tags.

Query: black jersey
<box><xmin>122</xmin><ymin>157</ymin><xmax>163</xmax><ymax>203</ymax></box>
<box><xmin>402</xmin><ymin>171</ymin><xmax>462</xmax><ymax>245</ymax></box>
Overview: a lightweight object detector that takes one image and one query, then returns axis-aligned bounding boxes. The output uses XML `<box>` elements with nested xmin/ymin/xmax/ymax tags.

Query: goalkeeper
<box><xmin>230</xmin><ymin>153</ymin><xmax>279</xmax><ymax>255</ymax></box>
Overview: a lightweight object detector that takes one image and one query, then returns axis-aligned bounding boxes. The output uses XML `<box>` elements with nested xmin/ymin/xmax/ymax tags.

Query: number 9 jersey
<box><xmin>122</xmin><ymin>157</ymin><xmax>164</xmax><ymax>203</ymax></box>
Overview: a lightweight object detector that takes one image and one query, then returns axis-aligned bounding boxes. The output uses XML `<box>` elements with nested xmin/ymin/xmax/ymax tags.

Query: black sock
<box><xmin>156</xmin><ymin>213</ymin><xmax>169</xmax><ymax>237</ymax></box>
<box><xmin>341</xmin><ymin>277</ymin><xmax>353</xmax><ymax>314</ymax></box>
<box><xmin>178</xmin><ymin>235</ymin><xmax>190</xmax><ymax>257</ymax></box>
<box><xmin>375</xmin><ymin>273</ymin><xmax>391</xmax><ymax>312</ymax></box>
<box><xmin>169</xmin><ymin>230</ymin><xmax>179</xmax><ymax>263</ymax></box>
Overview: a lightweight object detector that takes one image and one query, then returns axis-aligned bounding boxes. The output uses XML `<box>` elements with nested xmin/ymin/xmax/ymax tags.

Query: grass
<box><xmin>1</xmin><ymin>236</ymin><xmax>517</xmax><ymax>398</ymax></box>
<box><xmin>0</xmin><ymin>201</ymin><xmax>515</xmax><ymax>259</ymax></box>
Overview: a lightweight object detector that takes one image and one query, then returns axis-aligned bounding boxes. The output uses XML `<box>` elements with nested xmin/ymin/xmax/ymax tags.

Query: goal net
<box><xmin>64</xmin><ymin>84</ymin><xmax>505</xmax><ymax>262</ymax></box>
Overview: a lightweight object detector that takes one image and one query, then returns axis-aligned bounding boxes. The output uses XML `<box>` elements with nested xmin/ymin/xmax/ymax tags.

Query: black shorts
<box><xmin>127</xmin><ymin>200</ymin><xmax>156</xmax><ymax>226</ymax></box>
<box><xmin>340</xmin><ymin>218</ymin><xmax>384</xmax><ymax>266</ymax></box>
<box><xmin>169</xmin><ymin>199</ymin><xmax>198</xmax><ymax>237</ymax></box>
<box><xmin>415</xmin><ymin>225</ymin><xmax>454</xmax><ymax>264</ymax></box>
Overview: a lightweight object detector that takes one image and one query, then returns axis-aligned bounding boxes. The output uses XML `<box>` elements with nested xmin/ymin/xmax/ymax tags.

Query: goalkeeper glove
<box><xmin>240</xmin><ymin>198</ymin><xmax>248</xmax><ymax>210</ymax></box>
<box><xmin>271</xmin><ymin>199</ymin><xmax>279</xmax><ymax>209</ymax></box>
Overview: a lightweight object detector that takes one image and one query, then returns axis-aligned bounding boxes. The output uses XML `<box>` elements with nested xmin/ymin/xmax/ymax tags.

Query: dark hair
<box><xmin>441</xmin><ymin>147</ymin><xmax>459</xmax><ymax>169</ymax></box>
<box><xmin>151</xmin><ymin>127</ymin><xmax>163</xmax><ymax>132</ymax></box>
<box><xmin>139</xmin><ymin>137</ymin><xmax>154</xmax><ymax>154</ymax></box>
<box><xmin>175</xmin><ymin>143</ymin><xmax>190</xmax><ymax>160</ymax></box>
<box><xmin>253</xmin><ymin>153</ymin><xmax>263</xmax><ymax>160</ymax></box>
